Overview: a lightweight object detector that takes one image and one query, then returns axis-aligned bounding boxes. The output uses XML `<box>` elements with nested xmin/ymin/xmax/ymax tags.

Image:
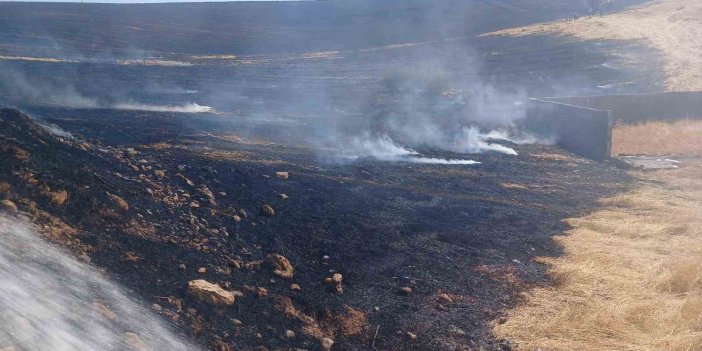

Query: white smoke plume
<box><xmin>0</xmin><ymin>216</ymin><xmax>198</xmax><ymax>351</ymax></box>
<box><xmin>111</xmin><ymin>102</ymin><xmax>215</xmax><ymax>113</ymax></box>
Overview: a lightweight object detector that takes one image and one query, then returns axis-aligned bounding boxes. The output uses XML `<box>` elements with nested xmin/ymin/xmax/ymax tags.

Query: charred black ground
<box><xmin>0</xmin><ymin>1</ymin><xmax>659</xmax><ymax>350</ymax></box>
<box><xmin>0</xmin><ymin>107</ymin><xmax>630</xmax><ymax>350</ymax></box>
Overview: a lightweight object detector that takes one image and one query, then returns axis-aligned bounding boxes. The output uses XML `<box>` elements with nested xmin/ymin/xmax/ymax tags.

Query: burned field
<box><xmin>0</xmin><ymin>1</ymin><xmax>670</xmax><ymax>350</ymax></box>
<box><xmin>0</xmin><ymin>106</ymin><xmax>629</xmax><ymax>350</ymax></box>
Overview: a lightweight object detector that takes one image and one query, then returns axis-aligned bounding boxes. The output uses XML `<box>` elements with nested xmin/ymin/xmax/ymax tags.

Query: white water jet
<box><xmin>0</xmin><ymin>216</ymin><xmax>198</xmax><ymax>351</ymax></box>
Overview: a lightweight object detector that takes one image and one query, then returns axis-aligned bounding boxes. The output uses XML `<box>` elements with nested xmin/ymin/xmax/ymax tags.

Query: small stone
<box><xmin>284</xmin><ymin>330</ymin><xmax>295</xmax><ymax>338</ymax></box>
<box><xmin>267</xmin><ymin>253</ymin><xmax>294</xmax><ymax>279</ymax></box>
<box><xmin>278</xmin><ymin>193</ymin><xmax>288</xmax><ymax>200</ymax></box>
<box><xmin>238</xmin><ymin>209</ymin><xmax>247</xmax><ymax>218</ymax></box>
<box><xmin>228</xmin><ymin>259</ymin><xmax>241</xmax><ymax>269</ymax></box>
<box><xmin>231</xmin><ymin>319</ymin><xmax>242</xmax><ymax>326</ymax></box>
<box><xmin>407</xmin><ymin>332</ymin><xmax>417</xmax><ymax>341</ymax></box>
<box><xmin>335</xmin><ymin>284</ymin><xmax>344</xmax><ymax>294</ymax></box>
<box><xmin>261</xmin><ymin>204</ymin><xmax>275</xmax><ymax>217</ymax></box>
<box><xmin>1</xmin><ymin>199</ymin><xmax>19</xmax><ymax>213</ymax></box>
<box><xmin>373</xmin><ymin>306</ymin><xmax>380</xmax><ymax>312</ymax></box>
<box><xmin>190</xmin><ymin>201</ymin><xmax>200</xmax><ymax>209</ymax></box>
<box><xmin>107</xmin><ymin>193</ymin><xmax>129</xmax><ymax>211</ymax></box>
<box><xmin>437</xmin><ymin>293</ymin><xmax>453</xmax><ymax>304</ymax></box>
<box><xmin>231</xmin><ymin>215</ymin><xmax>241</xmax><ymax>223</ymax></box>
<box><xmin>256</xmin><ymin>287</ymin><xmax>268</xmax><ymax>298</ymax></box>
<box><xmin>187</xmin><ymin>280</ymin><xmax>236</xmax><ymax>306</ymax></box>
<box><xmin>320</xmin><ymin>337</ymin><xmax>334</xmax><ymax>351</ymax></box>
<box><xmin>198</xmin><ymin>267</ymin><xmax>207</xmax><ymax>274</ymax></box>
<box><xmin>323</xmin><ymin>277</ymin><xmax>334</xmax><ymax>285</ymax></box>
<box><xmin>399</xmin><ymin>287</ymin><xmax>413</xmax><ymax>295</ymax></box>
<box><xmin>275</xmin><ymin>171</ymin><xmax>289</xmax><ymax>179</ymax></box>
<box><xmin>154</xmin><ymin>170</ymin><xmax>166</xmax><ymax>178</ymax></box>
<box><xmin>290</xmin><ymin>283</ymin><xmax>301</xmax><ymax>291</ymax></box>
<box><xmin>125</xmin><ymin>332</ymin><xmax>149</xmax><ymax>351</ymax></box>
<box><xmin>332</xmin><ymin>273</ymin><xmax>343</xmax><ymax>284</ymax></box>
<box><xmin>178</xmin><ymin>264</ymin><xmax>186</xmax><ymax>271</ymax></box>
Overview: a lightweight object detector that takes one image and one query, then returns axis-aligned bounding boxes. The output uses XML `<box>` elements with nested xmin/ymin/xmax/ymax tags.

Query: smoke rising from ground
<box><xmin>111</xmin><ymin>102</ymin><xmax>215</xmax><ymax>113</ymax></box>
<box><xmin>0</xmin><ymin>216</ymin><xmax>197</xmax><ymax>351</ymax></box>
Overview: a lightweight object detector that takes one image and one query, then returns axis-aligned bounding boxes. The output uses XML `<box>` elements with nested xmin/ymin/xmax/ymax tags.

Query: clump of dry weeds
<box><xmin>494</xmin><ymin>161</ymin><xmax>702</xmax><ymax>350</ymax></box>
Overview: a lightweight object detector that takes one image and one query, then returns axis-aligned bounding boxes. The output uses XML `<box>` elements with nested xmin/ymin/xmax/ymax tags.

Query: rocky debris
<box><xmin>256</xmin><ymin>287</ymin><xmax>269</xmax><ymax>298</ymax></box>
<box><xmin>437</xmin><ymin>293</ymin><xmax>453</xmax><ymax>304</ymax></box>
<box><xmin>284</xmin><ymin>329</ymin><xmax>296</xmax><ymax>338</ymax></box>
<box><xmin>107</xmin><ymin>192</ymin><xmax>129</xmax><ymax>211</ymax></box>
<box><xmin>407</xmin><ymin>332</ymin><xmax>418</xmax><ymax>341</ymax></box>
<box><xmin>197</xmin><ymin>185</ymin><xmax>216</xmax><ymax>206</ymax></box>
<box><xmin>48</xmin><ymin>190</ymin><xmax>69</xmax><ymax>205</ymax></box>
<box><xmin>261</xmin><ymin>204</ymin><xmax>275</xmax><ymax>217</ymax></box>
<box><xmin>290</xmin><ymin>283</ymin><xmax>301</xmax><ymax>291</ymax></box>
<box><xmin>154</xmin><ymin>170</ymin><xmax>166</xmax><ymax>178</ymax></box>
<box><xmin>267</xmin><ymin>253</ymin><xmax>294</xmax><ymax>279</ymax></box>
<box><xmin>275</xmin><ymin>171</ymin><xmax>289</xmax><ymax>180</ymax></box>
<box><xmin>238</xmin><ymin>209</ymin><xmax>247</xmax><ymax>218</ymax></box>
<box><xmin>278</xmin><ymin>193</ymin><xmax>289</xmax><ymax>200</ymax></box>
<box><xmin>0</xmin><ymin>199</ymin><xmax>18</xmax><ymax>213</ymax></box>
<box><xmin>324</xmin><ymin>273</ymin><xmax>344</xmax><ymax>294</ymax></box>
<box><xmin>321</xmin><ymin>337</ymin><xmax>334</xmax><ymax>351</ymax></box>
<box><xmin>399</xmin><ymin>287</ymin><xmax>413</xmax><ymax>295</ymax></box>
<box><xmin>92</xmin><ymin>302</ymin><xmax>118</xmax><ymax>321</ymax></box>
<box><xmin>125</xmin><ymin>332</ymin><xmax>149</xmax><ymax>351</ymax></box>
<box><xmin>187</xmin><ymin>280</ymin><xmax>236</xmax><ymax>306</ymax></box>
<box><xmin>176</xmin><ymin>174</ymin><xmax>195</xmax><ymax>187</ymax></box>
<box><xmin>198</xmin><ymin>267</ymin><xmax>207</xmax><ymax>274</ymax></box>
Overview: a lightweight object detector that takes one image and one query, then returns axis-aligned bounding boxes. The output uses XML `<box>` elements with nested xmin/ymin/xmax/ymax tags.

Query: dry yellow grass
<box><xmin>485</xmin><ymin>0</ymin><xmax>702</xmax><ymax>91</ymax></box>
<box><xmin>613</xmin><ymin>119</ymin><xmax>702</xmax><ymax>156</ymax></box>
<box><xmin>494</xmin><ymin>161</ymin><xmax>702</xmax><ymax>350</ymax></box>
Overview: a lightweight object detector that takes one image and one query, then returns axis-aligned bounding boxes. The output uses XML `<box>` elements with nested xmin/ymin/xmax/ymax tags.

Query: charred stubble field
<box><xmin>0</xmin><ymin>107</ymin><xmax>630</xmax><ymax>350</ymax></box>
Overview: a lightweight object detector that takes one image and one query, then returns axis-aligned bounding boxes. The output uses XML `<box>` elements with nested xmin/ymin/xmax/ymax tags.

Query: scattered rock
<box><xmin>261</xmin><ymin>204</ymin><xmax>275</xmax><ymax>217</ymax></box>
<box><xmin>256</xmin><ymin>287</ymin><xmax>268</xmax><ymax>298</ymax></box>
<box><xmin>107</xmin><ymin>192</ymin><xmax>129</xmax><ymax>211</ymax></box>
<box><xmin>231</xmin><ymin>319</ymin><xmax>242</xmax><ymax>326</ymax></box>
<box><xmin>238</xmin><ymin>209</ymin><xmax>247</xmax><ymax>218</ymax></box>
<box><xmin>267</xmin><ymin>253</ymin><xmax>294</xmax><ymax>279</ymax></box>
<box><xmin>176</xmin><ymin>174</ymin><xmax>195</xmax><ymax>187</ymax></box>
<box><xmin>231</xmin><ymin>215</ymin><xmax>241</xmax><ymax>223</ymax></box>
<box><xmin>407</xmin><ymin>332</ymin><xmax>417</xmax><ymax>341</ymax></box>
<box><xmin>332</xmin><ymin>273</ymin><xmax>343</xmax><ymax>284</ymax></box>
<box><xmin>154</xmin><ymin>170</ymin><xmax>166</xmax><ymax>178</ymax></box>
<box><xmin>125</xmin><ymin>332</ymin><xmax>149</xmax><ymax>351</ymax></box>
<box><xmin>284</xmin><ymin>330</ymin><xmax>296</xmax><ymax>338</ymax></box>
<box><xmin>197</xmin><ymin>267</ymin><xmax>207</xmax><ymax>274</ymax></box>
<box><xmin>399</xmin><ymin>287</ymin><xmax>413</xmax><ymax>295</ymax></box>
<box><xmin>278</xmin><ymin>193</ymin><xmax>288</xmax><ymax>200</ymax></box>
<box><xmin>437</xmin><ymin>293</ymin><xmax>453</xmax><ymax>304</ymax></box>
<box><xmin>92</xmin><ymin>302</ymin><xmax>118</xmax><ymax>321</ymax></box>
<box><xmin>275</xmin><ymin>171</ymin><xmax>289</xmax><ymax>180</ymax></box>
<box><xmin>49</xmin><ymin>190</ymin><xmax>69</xmax><ymax>205</ymax></box>
<box><xmin>187</xmin><ymin>280</ymin><xmax>236</xmax><ymax>306</ymax></box>
<box><xmin>0</xmin><ymin>199</ymin><xmax>17</xmax><ymax>213</ymax></box>
<box><xmin>321</xmin><ymin>337</ymin><xmax>334</xmax><ymax>351</ymax></box>
<box><xmin>290</xmin><ymin>283</ymin><xmax>301</xmax><ymax>291</ymax></box>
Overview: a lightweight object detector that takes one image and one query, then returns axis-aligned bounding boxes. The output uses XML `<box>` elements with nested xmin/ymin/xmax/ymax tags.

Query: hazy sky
<box><xmin>0</xmin><ymin>0</ymin><xmax>302</xmax><ymax>2</ymax></box>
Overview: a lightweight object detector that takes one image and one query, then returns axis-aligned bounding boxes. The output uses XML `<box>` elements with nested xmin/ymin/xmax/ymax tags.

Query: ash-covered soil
<box><xmin>0</xmin><ymin>107</ymin><xmax>630</xmax><ymax>350</ymax></box>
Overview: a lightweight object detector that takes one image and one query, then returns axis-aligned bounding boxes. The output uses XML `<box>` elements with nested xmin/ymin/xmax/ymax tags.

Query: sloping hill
<box><xmin>487</xmin><ymin>0</ymin><xmax>702</xmax><ymax>91</ymax></box>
